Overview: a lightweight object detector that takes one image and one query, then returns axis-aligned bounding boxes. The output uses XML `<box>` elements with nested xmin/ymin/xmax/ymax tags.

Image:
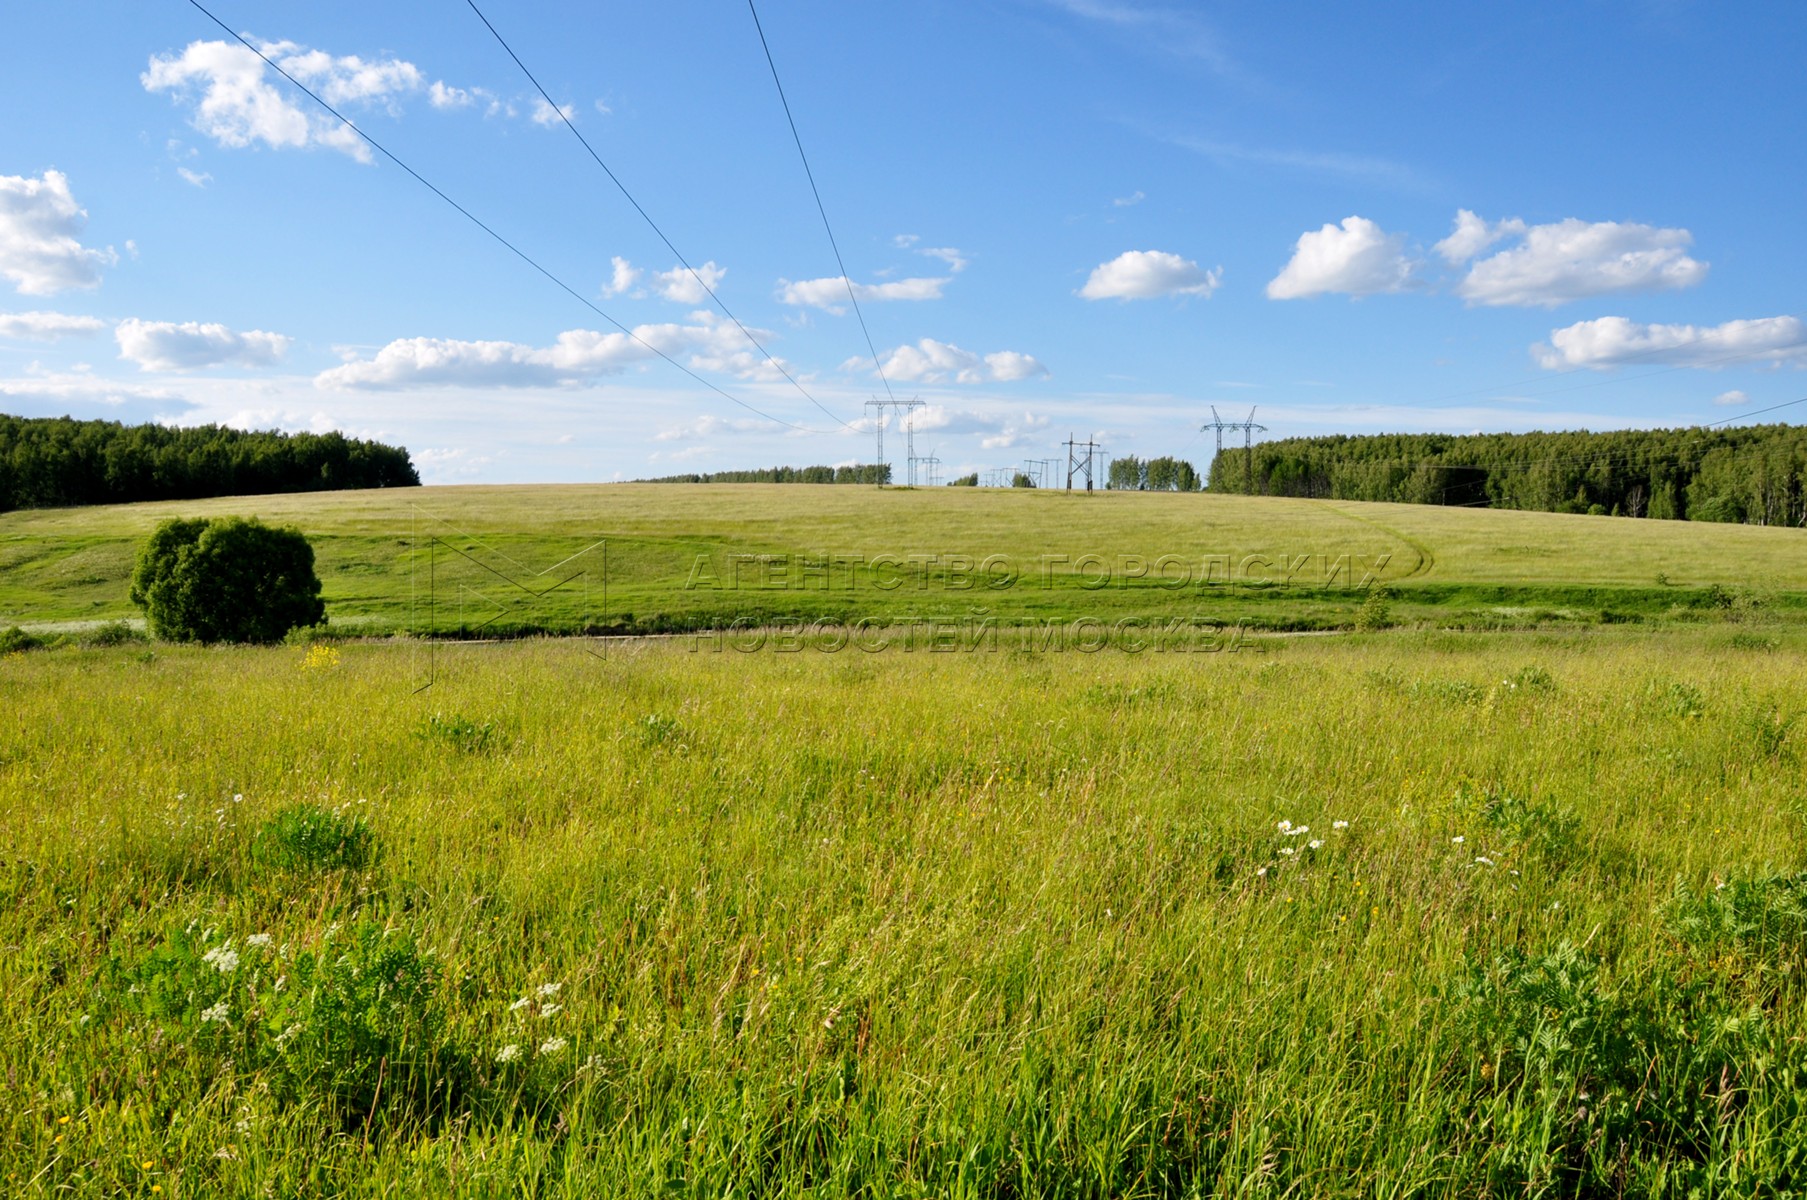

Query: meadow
<box><xmin>3</xmin><ymin>624</ymin><xmax>1806</xmax><ymax>1196</ymax></box>
<box><xmin>3</xmin><ymin>483</ymin><xmax>1805</xmax><ymax>635</ymax></box>
<box><xmin>3</xmin><ymin>484</ymin><xmax>1806</xmax><ymax>1195</ymax></box>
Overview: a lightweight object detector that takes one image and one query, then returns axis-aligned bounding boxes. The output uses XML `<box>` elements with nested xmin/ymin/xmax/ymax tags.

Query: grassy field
<box><xmin>3</xmin><ymin>484</ymin><xmax>1804</xmax><ymax>633</ymax></box>
<box><xmin>4</xmin><ymin>626</ymin><xmax>1806</xmax><ymax>1196</ymax></box>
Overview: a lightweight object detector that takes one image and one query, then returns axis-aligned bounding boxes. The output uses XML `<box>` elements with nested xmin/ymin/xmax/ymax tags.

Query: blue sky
<box><xmin>2</xmin><ymin>0</ymin><xmax>1803</xmax><ymax>483</ymax></box>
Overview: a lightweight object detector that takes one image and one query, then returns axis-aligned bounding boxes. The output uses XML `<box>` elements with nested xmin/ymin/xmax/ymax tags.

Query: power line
<box><xmin>746</xmin><ymin>0</ymin><xmax>896</xmax><ymax>404</ymax></box>
<box><xmin>462</xmin><ymin>0</ymin><xmax>856</xmax><ymax>433</ymax></box>
<box><xmin>181</xmin><ymin>0</ymin><xmax>825</xmax><ymax>435</ymax></box>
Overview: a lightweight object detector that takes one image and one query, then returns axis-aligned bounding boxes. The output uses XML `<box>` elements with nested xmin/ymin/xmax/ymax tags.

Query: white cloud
<box><xmin>316</xmin><ymin>314</ymin><xmax>764</xmax><ymax>390</ymax></box>
<box><xmin>0</xmin><ymin>171</ymin><xmax>117</xmax><ymax>296</ymax></box>
<box><xmin>1266</xmin><ymin>216</ymin><xmax>1414</xmax><ymax>299</ymax></box>
<box><xmin>601</xmin><ymin>255</ymin><xmax>640</xmax><ymax>297</ymax></box>
<box><xmin>654</xmin><ymin>261</ymin><xmax>725</xmax><ymax>304</ymax></box>
<box><xmin>778</xmin><ymin>275</ymin><xmax>948</xmax><ymax>311</ymax></box>
<box><xmin>176</xmin><ymin>167</ymin><xmax>213</xmax><ymax>188</ymax></box>
<box><xmin>271</xmin><ymin>43</ymin><xmax>423</xmax><ymax>105</ymax></box>
<box><xmin>653</xmin><ymin>413</ymin><xmax>768</xmax><ymax>441</ymax></box>
<box><xmin>1433</xmin><ymin>209</ymin><xmax>1525</xmax><ymax>264</ymax></box>
<box><xmin>893</xmin><ymin>234</ymin><xmax>920</xmax><ymax>248</ymax></box>
<box><xmin>429</xmin><ymin>81</ymin><xmax>473</xmax><ymax>109</ymax></box>
<box><xmin>868</xmin><ymin>338</ymin><xmax>1049</xmax><ymax>384</ymax></box>
<box><xmin>1455</xmin><ymin>217</ymin><xmax>1707</xmax><ymax>307</ymax></box>
<box><xmin>0</xmin><ymin>370</ymin><xmax>187</xmax><ymax>414</ymax></box>
<box><xmin>1080</xmin><ymin>250</ymin><xmax>1220</xmax><ymax>300</ymax></box>
<box><xmin>1532</xmin><ymin>316</ymin><xmax>1807</xmax><ymax>370</ymax></box>
<box><xmin>1712</xmin><ymin>389</ymin><xmax>1749</xmax><ymax>406</ymax></box>
<box><xmin>531</xmin><ymin>97</ymin><xmax>575</xmax><ymax>127</ymax></box>
<box><xmin>0</xmin><ymin>310</ymin><xmax>107</xmax><ymax>340</ymax></box>
<box><xmin>144</xmin><ymin>40</ymin><xmax>368</xmax><ymax>160</ymax></box>
<box><xmin>143</xmin><ymin>39</ymin><xmax>465</xmax><ymax>163</ymax></box>
<box><xmin>1112</xmin><ymin>190</ymin><xmax>1146</xmax><ymax>207</ymax></box>
<box><xmin>116</xmin><ymin>319</ymin><xmax>293</xmax><ymax>371</ymax></box>
<box><xmin>917</xmin><ymin>246</ymin><xmax>969</xmax><ymax>273</ymax></box>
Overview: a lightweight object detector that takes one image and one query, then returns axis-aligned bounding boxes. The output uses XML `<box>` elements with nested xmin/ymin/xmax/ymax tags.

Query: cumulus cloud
<box><xmin>429</xmin><ymin>81</ymin><xmax>473</xmax><ymax>109</ymax></box>
<box><xmin>1433</xmin><ymin>209</ymin><xmax>1526</xmax><ymax>264</ymax></box>
<box><xmin>601</xmin><ymin>255</ymin><xmax>640</xmax><ymax>298</ymax></box>
<box><xmin>1266</xmin><ymin>216</ymin><xmax>1414</xmax><ymax>299</ymax></box>
<box><xmin>1532</xmin><ymin>316</ymin><xmax>1807</xmax><ymax>370</ymax></box>
<box><xmin>0</xmin><ymin>310</ymin><xmax>107</xmax><ymax>340</ymax></box>
<box><xmin>1712</xmin><ymin>390</ymin><xmax>1749</xmax><ymax>406</ymax></box>
<box><xmin>654</xmin><ymin>261</ymin><xmax>725</xmax><ymax>304</ymax></box>
<box><xmin>531</xmin><ymin>97</ymin><xmax>576</xmax><ymax>127</ymax></box>
<box><xmin>1080</xmin><ymin>250</ymin><xmax>1220</xmax><ymax>300</ymax></box>
<box><xmin>863</xmin><ymin>338</ymin><xmax>1049</xmax><ymax>385</ymax></box>
<box><xmin>778</xmin><ymin>275</ymin><xmax>948</xmax><ymax>311</ymax></box>
<box><xmin>0</xmin><ymin>171</ymin><xmax>118</xmax><ymax>296</ymax></box>
<box><xmin>316</xmin><ymin>314</ymin><xmax>767</xmax><ymax>390</ymax></box>
<box><xmin>1454</xmin><ymin>217</ymin><xmax>1707</xmax><ymax>307</ymax></box>
<box><xmin>142</xmin><ymin>39</ymin><xmax>466</xmax><ymax>162</ymax></box>
<box><xmin>115</xmin><ymin>318</ymin><xmax>292</xmax><ymax>371</ymax></box>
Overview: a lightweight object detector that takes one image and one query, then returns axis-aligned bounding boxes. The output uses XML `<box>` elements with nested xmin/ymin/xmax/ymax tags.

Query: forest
<box><xmin>0</xmin><ymin>416</ymin><xmax>419</xmax><ymax>512</ymax></box>
<box><xmin>1205</xmin><ymin>423</ymin><xmax>1807</xmax><ymax>524</ymax></box>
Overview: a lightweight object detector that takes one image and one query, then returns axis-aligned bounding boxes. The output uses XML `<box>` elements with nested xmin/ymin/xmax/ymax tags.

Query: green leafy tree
<box><xmin>1011</xmin><ymin>471</ymin><xmax>1036</xmax><ymax>488</ymax></box>
<box><xmin>130</xmin><ymin>516</ymin><xmax>326</xmax><ymax>643</ymax></box>
<box><xmin>1108</xmin><ymin>456</ymin><xmax>1146</xmax><ymax>490</ymax></box>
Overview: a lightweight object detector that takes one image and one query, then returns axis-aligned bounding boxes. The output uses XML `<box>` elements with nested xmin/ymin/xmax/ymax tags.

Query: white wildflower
<box><xmin>245</xmin><ymin>933</ymin><xmax>272</xmax><ymax>949</ymax></box>
<box><xmin>537</xmin><ymin>982</ymin><xmax>562</xmax><ymax>998</ymax></box>
<box><xmin>1256</xmin><ymin>867</ymin><xmax>1268</xmax><ymax>877</ymax></box>
<box><xmin>1332</xmin><ymin>820</ymin><xmax>1349</xmax><ymax>830</ymax></box>
<box><xmin>200</xmin><ymin>1001</ymin><xmax>231</xmax><ymax>1024</ymax></box>
<box><xmin>538</xmin><ymin>1036</ymin><xmax>568</xmax><ymax>1056</ymax></box>
<box><xmin>495</xmin><ymin>1043</ymin><xmax>522</xmax><ymax>1064</ymax></box>
<box><xmin>1278</xmin><ymin>846</ymin><xmax>1296</xmax><ymax>856</ymax></box>
<box><xmin>539</xmin><ymin>1003</ymin><xmax>563</xmax><ymax>1018</ymax></box>
<box><xmin>202</xmin><ymin>944</ymin><xmax>240</xmax><ymax>974</ymax></box>
<box><xmin>508</xmin><ymin>996</ymin><xmax>532</xmax><ymax>1013</ymax></box>
<box><xmin>1308</xmin><ymin>839</ymin><xmax>1323</xmax><ymax>850</ymax></box>
<box><xmin>1451</xmin><ymin>836</ymin><xmax>1465</xmax><ymax>845</ymax></box>
<box><xmin>1475</xmin><ymin>856</ymin><xmax>1493</xmax><ymax>866</ymax></box>
<box><xmin>1277</xmin><ymin>820</ymin><xmax>1293</xmax><ymax>833</ymax></box>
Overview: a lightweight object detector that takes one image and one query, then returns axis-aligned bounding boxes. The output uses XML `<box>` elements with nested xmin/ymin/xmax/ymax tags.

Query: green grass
<box><xmin>2</xmin><ymin>484</ymin><xmax>1804</xmax><ymax>633</ymax></box>
<box><xmin>4</xmin><ymin>627</ymin><xmax>1807</xmax><ymax>1195</ymax></box>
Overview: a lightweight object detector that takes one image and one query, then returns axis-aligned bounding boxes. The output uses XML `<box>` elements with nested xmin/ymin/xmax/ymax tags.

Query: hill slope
<box><xmin>2</xmin><ymin>483</ymin><xmax>1802</xmax><ymax>632</ymax></box>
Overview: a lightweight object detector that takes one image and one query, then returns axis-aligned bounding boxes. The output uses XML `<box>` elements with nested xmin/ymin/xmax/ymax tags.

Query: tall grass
<box><xmin>1</xmin><ymin>628</ymin><xmax>1803</xmax><ymax>1195</ymax></box>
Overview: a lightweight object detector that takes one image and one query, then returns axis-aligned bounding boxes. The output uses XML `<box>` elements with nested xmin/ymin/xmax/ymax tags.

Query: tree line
<box><xmin>1107</xmin><ymin>456</ymin><xmax>1203</xmax><ymax>491</ymax></box>
<box><xmin>1204</xmin><ymin>424</ymin><xmax>1807</xmax><ymax>524</ymax></box>
<box><xmin>637</xmin><ymin>464</ymin><xmax>892</xmax><ymax>485</ymax></box>
<box><xmin>0</xmin><ymin>416</ymin><xmax>419</xmax><ymax>512</ymax></box>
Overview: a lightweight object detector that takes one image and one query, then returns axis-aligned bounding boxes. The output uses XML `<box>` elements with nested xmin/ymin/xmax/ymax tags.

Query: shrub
<box><xmin>1353</xmin><ymin>587</ymin><xmax>1393</xmax><ymax>632</ymax></box>
<box><xmin>251</xmin><ymin>803</ymin><xmax>376</xmax><ymax>871</ymax></box>
<box><xmin>78</xmin><ymin>619</ymin><xmax>146</xmax><ymax>648</ymax></box>
<box><xmin>1454</xmin><ymin>941</ymin><xmax>1773</xmax><ymax>1190</ymax></box>
<box><xmin>129</xmin><ymin>516</ymin><xmax>325</xmax><ymax>644</ymax></box>
<box><xmin>116</xmin><ymin>919</ymin><xmax>463</xmax><ymax>1128</ymax></box>
<box><xmin>0</xmin><ymin>626</ymin><xmax>44</xmax><ymax>654</ymax></box>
